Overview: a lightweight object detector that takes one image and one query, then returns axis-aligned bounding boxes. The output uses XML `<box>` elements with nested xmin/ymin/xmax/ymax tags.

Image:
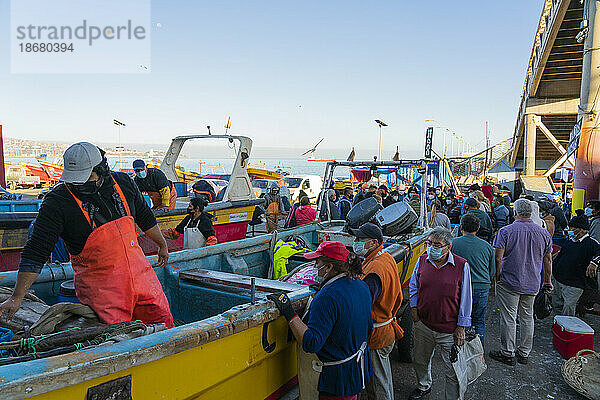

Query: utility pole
<box><xmin>575</xmin><ymin>0</ymin><xmax>600</xmax><ymax>202</ymax></box>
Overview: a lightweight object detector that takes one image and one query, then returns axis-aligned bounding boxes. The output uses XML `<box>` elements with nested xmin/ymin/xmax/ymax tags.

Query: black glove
<box><xmin>267</xmin><ymin>292</ymin><xmax>298</xmax><ymax>322</ymax></box>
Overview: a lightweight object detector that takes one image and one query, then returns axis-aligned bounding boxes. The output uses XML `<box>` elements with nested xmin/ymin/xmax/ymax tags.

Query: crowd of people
<box><xmin>267</xmin><ymin>179</ymin><xmax>600</xmax><ymax>400</ymax></box>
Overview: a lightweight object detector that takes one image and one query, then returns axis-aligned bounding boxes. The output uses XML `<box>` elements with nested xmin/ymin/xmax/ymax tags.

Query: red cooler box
<box><xmin>552</xmin><ymin>315</ymin><xmax>595</xmax><ymax>359</ymax></box>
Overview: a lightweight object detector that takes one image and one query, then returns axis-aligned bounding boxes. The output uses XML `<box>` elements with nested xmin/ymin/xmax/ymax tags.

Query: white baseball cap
<box><xmin>60</xmin><ymin>142</ymin><xmax>103</xmax><ymax>183</ymax></box>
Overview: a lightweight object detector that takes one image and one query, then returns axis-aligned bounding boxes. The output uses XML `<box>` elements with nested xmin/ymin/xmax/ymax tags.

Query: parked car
<box><xmin>284</xmin><ymin>175</ymin><xmax>323</xmax><ymax>204</ymax></box>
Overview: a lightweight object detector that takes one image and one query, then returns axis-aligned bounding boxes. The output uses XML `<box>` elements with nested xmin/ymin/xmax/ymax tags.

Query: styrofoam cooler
<box><xmin>552</xmin><ymin>315</ymin><xmax>594</xmax><ymax>359</ymax></box>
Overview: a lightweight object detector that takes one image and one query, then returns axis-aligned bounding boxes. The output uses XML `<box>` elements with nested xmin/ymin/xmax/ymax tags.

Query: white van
<box><xmin>284</xmin><ymin>175</ymin><xmax>323</xmax><ymax>204</ymax></box>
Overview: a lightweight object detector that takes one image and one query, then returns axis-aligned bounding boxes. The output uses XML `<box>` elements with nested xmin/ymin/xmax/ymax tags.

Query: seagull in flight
<box><xmin>302</xmin><ymin>138</ymin><xmax>324</xmax><ymax>156</ymax></box>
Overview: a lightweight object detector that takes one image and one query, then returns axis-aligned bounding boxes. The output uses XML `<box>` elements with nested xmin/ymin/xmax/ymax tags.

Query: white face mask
<box><xmin>314</xmin><ymin>264</ymin><xmax>329</xmax><ymax>284</ymax></box>
<box><xmin>436</xmin><ymin>190</ymin><xmax>441</xmax><ymax>196</ymax></box>
<box><xmin>353</xmin><ymin>241</ymin><xmax>369</xmax><ymax>256</ymax></box>
<box><xmin>427</xmin><ymin>194</ymin><xmax>435</xmax><ymax>200</ymax></box>
<box><xmin>585</xmin><ymin>207</ymin><xmax>594</xmax><ymax>217</ymax></box>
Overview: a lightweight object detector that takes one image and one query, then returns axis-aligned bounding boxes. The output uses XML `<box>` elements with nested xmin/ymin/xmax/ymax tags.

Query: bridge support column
<box><xmin>575</xmin><ymin>0</ymin><xmax>600</xmax><ymax>201</ymax></box>
<box><xmin>524</xmin><ymin>114</ymin><xmax>537</xmax><ymax>176</ymax></box>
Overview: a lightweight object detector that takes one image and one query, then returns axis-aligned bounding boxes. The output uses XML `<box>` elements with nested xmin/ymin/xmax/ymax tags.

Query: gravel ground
<box><xmin>390</xmin><ymin>291</ymin><xmax>600</xmax><ymax>400</ymax></box>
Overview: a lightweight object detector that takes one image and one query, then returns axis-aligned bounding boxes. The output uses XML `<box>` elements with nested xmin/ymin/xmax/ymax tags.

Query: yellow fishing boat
<box><xmin>0</xmin><ymin>220</ymin><xmax>428</xmax><ymax>399</ymax></box>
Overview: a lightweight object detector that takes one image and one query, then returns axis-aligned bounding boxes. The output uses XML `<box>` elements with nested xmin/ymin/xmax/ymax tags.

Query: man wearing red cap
<box><xmin>269</xmin><ymin>241</ymin><xmax>373</xmax><ymax>400</ymax></box>
<box><xmin>351</xmin><ymin>223</ymin><xmax>403</xmax><ymax>400</ymax></box>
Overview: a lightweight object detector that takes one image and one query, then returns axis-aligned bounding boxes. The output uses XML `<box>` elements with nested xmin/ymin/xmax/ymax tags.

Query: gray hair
<box><xmin>514</xmin><ymin>198</ymin><xmax>532</xmax><ymax>217</ymax></box>
<box><xmin>429</xmin><ymin>226</ymin><xmax>453</xmax><ymax>246</ymax></box>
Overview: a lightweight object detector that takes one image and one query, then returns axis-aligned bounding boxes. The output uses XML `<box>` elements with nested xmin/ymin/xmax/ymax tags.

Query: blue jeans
<box><xmin>471</xmin><ymin>287</ymin><xmax>489</xmax><ymax>345</ymax></box>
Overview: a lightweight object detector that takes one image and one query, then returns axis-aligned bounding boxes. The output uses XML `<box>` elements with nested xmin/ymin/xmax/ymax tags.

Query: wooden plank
<box><xmin>231</xmin><ymin>243</ymin><xmax>270</xmax><ymax>258</ymax></box>
<box><xmin>179</xmin><ymin>269</ymin><xmax>305</xmax><ymax>293</ymax></box>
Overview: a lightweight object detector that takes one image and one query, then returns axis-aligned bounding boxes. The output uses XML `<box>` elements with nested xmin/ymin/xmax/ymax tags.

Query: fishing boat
<box><xmin>0</xmin><ymin>216</ymin><xmax>428</xmax><ymax>399</ymax></box>
<box><xmin>247</xmin><ymin>167</ymin><xmax>284</xmax><ymax>181</ymax></box>
<box><xmin>36</xmin><ymin>160</ymin><xmax>63</xmax><ymax>183</ymax></box>
<box><xmin>0</xmin><ymin>135</ymin><xmax>265</xmax><ymax>270</ymax></box>
<box><xmin>22</xmin><ymin>164</ymin><xmax>51</xmax><ymax>184</ymax></box>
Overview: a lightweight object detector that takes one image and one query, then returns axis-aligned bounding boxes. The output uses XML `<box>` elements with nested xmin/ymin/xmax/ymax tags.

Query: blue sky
<box><xmin>0</xmin><ymin>0</ymin><xmax>543</xmax><ymax>156</ymax></box>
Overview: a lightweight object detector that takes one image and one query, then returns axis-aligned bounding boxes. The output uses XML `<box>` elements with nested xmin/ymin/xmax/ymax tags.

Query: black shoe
<box><xmin>516</xmin><ymin>353</ymin><xmax>529</xmax><ymax>364</ymax></box>
<box><xmin>489</xmin><ymin>350</ymin><xmax>516</xmax><ymax>366</ymax></box>
<box><xmin>408</xmin><ymin>387</ymin><xmax>431</xmax><ymax>400</ymax></box>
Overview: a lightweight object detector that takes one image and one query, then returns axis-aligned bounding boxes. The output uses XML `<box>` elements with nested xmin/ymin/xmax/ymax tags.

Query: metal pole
<box><xmin>574</xmin><ymin>0</ymin><xmax>600</xmax><ymax>201</ymax></box>
<box><xmin>378</xmin><ymin>125</ymin><xmax>382</xmax><ymax>162</ymax></box>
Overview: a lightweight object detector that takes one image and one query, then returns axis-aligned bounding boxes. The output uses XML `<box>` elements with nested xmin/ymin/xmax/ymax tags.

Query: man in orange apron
<box><xmin>0</xmin><ymin>143</ymin><xmax>174</xmax><ymax>328</ymax></box>
<box><xmin>350</xmin><ymin>223</ymin><xmax>403</xmax><ymax>400</ymax></box>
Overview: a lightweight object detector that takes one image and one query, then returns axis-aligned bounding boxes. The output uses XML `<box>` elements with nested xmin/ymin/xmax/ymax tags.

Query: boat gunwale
<box><xmin>0</xmin><ymin>222</ymin><xmax>333</xmax><ymax>398</ymax></box>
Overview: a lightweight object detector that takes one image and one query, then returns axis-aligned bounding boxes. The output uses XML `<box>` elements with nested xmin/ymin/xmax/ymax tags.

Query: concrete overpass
<box><xmin>510</xmin><ymin>0</ymin><xmax>584</xmax><ymax>177</ymax></box>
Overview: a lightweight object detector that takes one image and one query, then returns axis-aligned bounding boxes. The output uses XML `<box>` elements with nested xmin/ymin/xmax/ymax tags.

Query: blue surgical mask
<box><xmin>427</xmin><ymin>245</ymin><xmax>444</xmax><ymax>261</ymax></box>
<box><xmin>136</xmin><ymin>170</ymin><xmax>147</xmax><ymax>179</ymax></box>
<box><xmin>585</xmin><ymin>207</ymin><xmax>593</xmax><ymax>217</ymax></box>
<box><xmin>353</xmin><ymin>241</ymin><xmax>368</xmax><ymax>256</ymax></box>
<box><xmin>567</xmin><ymin>230</ymin><xmax>576</xmax><ymax>240</ymax></box>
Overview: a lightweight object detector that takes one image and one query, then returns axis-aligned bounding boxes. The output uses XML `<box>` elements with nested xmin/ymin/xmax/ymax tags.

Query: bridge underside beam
<box><xmin>510</xmin><ymin>98</ymin><xmax>579</xmax><ymax>169</ymax></box>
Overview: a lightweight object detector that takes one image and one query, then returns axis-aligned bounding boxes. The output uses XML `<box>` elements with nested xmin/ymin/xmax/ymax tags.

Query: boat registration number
<box><xmin>229</xmin><ymin>212</ymin><xmax>248</xmax><ymax>223</ymax></box>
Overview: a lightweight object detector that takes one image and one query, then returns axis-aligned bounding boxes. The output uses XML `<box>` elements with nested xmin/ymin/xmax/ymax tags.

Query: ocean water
<box><xmin>5</xmin><ymin>156</ymin><xmax>352</xmax><ymax>179</ymax></box>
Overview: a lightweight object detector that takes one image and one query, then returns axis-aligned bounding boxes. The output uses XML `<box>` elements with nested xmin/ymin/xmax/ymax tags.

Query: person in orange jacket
<box><xmin>163</xmin><ymin>197</ymin><xmax>218</xmax><ymax>248</ymax></box>
<box><xmin>350</xmin><ymin>223</ymin><xmax>403</xmax><ymax>400</ymax></box>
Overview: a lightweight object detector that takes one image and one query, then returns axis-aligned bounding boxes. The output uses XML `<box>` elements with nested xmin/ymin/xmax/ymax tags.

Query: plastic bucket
<box><xmin>173</xmin><ymin>182</ymin><xmax>187</xmax><ymax>197</ymax></box>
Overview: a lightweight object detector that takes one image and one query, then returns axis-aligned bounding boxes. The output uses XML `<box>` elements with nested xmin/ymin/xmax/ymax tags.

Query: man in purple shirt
<box><xmin>489</xmin><ymin>198</ymin><xmax>553</xmax><ymax>366</ymax></box>
<box><xmin>408</xmin><ymin>227</ymin><xmax>472</xmax><ymax>400</ymax></box>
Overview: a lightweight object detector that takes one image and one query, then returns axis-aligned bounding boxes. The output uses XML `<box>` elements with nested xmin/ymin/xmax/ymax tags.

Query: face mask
<box><xmin>314</xmin><ymin>264</ymin><xmax>329</xmax><ymax>285</ymax></box>
<box><xmin>187</xmin><ymin>206</ymin><xmax>194</xmax><ymax>214</ymax></box>
<box><xmin>392</xmin><ymin>196</ymin><xmax>399</xmax><ymax>201</ymax></box>
<box><xmin>539</xmin><ymin>213</ymin><xmax>543</xmax><ymax>219</ymax></box>
<box><xmin>446</xmin><ymin>199</ymin><xmax>452</xmax><ymax>205</ymax></box>
<box><xmin>567</xmin><ymin>193</ymin><xmax>572</xmax><ymax>199</ymax></box>
<box><xmin>436</xmin><ymin>190</ymin><xmax>441</xmax><ymax>196</ymax></box>
<box><xmin>353</xmin><ymin>241</ymin><xmax>369</xmax><ymax>256</ymax></box>
<box><xmin>70</xmin><ymin>177</ymin><xmax>103</xmax><ymax>196</ymax></box>
<box><xmin>567</xmin><ymin>230</ymin><xmax>576</xmax><ymax>240</ymax></box>
<box><xmin>427</xmin><ymin>244</ymin><xmax>445</xmax><ymax>261</ymax></box>
<box><xmin>585</xmin><ymin>207</ymin><xmax>593</xmax><ymax>217</ymax></box>
<box><xmin>135</xmin><ymin>170</ymin><xmax>147</xmax><ymax>179</ymax></box>
<box><xmin>427</xmin><ymin>194</ymin><xmax>435</xmax><ymax>200</ymax></box>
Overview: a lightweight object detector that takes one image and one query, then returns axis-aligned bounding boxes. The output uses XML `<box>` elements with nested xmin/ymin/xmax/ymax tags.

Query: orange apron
<box><xmin>67</xmin><ymin>181</ymin><xmax>174</xmax><ymax>328</ymax></box>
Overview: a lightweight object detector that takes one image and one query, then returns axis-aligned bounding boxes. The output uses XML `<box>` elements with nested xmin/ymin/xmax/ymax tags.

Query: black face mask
<box><xmin>70</xmin><ymin>176</ymin><xmax>104</xmax><ymax>196</ymax></box>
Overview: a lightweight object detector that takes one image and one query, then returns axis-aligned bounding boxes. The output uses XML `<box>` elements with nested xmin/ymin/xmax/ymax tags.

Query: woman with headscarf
<box><xmin>530</xmin><ymin>200</ymin><xmax>546</xmax><ymax>230</ymax></box>
<box><xmin>481</xmin><ymin>185</ymin><xmax>495</xmax><ymax>208</ymax></box>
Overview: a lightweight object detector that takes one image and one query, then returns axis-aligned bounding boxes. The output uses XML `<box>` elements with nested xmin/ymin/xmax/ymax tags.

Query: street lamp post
<box><xmin>374</xmin><ymin>119</ymin><xmax>387</xmax><ymax>162</ymax></box>
<box><xmin>113</xmin><ymin>119</ymin><xmax>126</xmax><ymax>165</ymax></box>
<box><xmin>374</xmin><ymin>120</ymin><xmax>388</xmax><ymax>185</ymax></box>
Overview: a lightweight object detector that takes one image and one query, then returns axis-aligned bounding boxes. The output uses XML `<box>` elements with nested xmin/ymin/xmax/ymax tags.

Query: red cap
<box><xmin>304</xmin><ymin>241</ymin><xmax>350</xmax><ymax>262</ymax></box>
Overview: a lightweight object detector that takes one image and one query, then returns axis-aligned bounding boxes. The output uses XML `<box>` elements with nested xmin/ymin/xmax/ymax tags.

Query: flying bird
<box><xmin>347</xmin><ymin>147</ymin><xmax>355</xmax><ymax>162</ymax></box>
<box><xmin>302</xmin><ymin>138</ymin><xmax>324</xmax><ymax>156</ymax></box>
<box><xmin>140</xmin><ymin>65</ymin><xmax>148</xmax><ymax>70</ymax></box>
